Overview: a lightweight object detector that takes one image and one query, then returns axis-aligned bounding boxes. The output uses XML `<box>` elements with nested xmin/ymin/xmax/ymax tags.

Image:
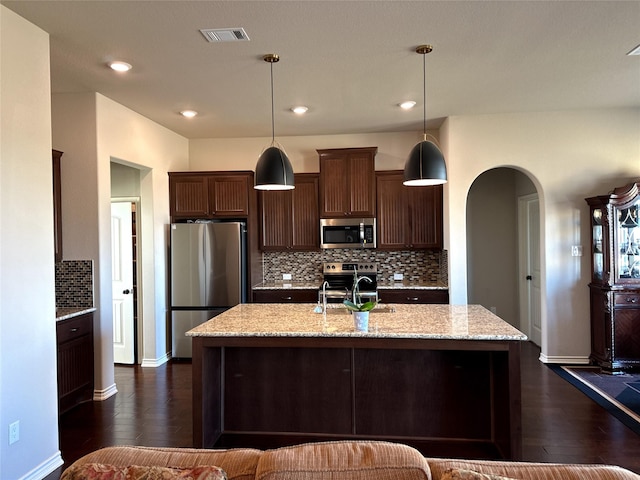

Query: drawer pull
<box><xmin>283</xmin><ymin>296</ymin><xmax>292</xmax><ymax>301</ymax></box>
<box><xmin>626</xmin><ymin>297</ymin><xmax>638</xmax><ymax>303</ymax></box>
<box><xmin>408</xmin><ymin>297</ymin><xmax>419</xmax><ymax>301</ymax></box>
<box><xmin>70</xmin><ymin>328</ymin><xmax>79</xmax><ymax>333</ymax></box>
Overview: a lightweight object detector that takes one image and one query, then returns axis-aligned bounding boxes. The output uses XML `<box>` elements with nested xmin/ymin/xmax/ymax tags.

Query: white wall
<box><xmin>0</xmin><ymin>6</ymin><xmax>63</xmax><ymax>479</ymax></box>
<box><xmin>445</xmin><ymin>108</ymin><xmax>640</xmax><ymax>362</ymax></box>
<box><xmin>52</xmin><ymin>93</ymin><xmax>189</xmax><ymax>393</ymax></box>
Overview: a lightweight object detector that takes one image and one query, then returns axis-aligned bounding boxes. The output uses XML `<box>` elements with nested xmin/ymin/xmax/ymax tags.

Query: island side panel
<box><xmin>223</xmin><ymin>347</ymin><xmax>353</xmax><ymax>435</ymax></box>
<box><xmin>192</xmin><ymin>337</ymin><xmax>223</xmax><ymax>448</ymax></box>
<box><xmin>353</xmin><ymin>349</ymin><xmax>493</xmax><ymax>440</ymax></box>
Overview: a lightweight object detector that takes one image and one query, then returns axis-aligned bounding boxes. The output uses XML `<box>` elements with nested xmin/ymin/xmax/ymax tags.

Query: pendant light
<box><xmin>254</xmin><ymin>53</ymin><xmax>295</xmax><ymax>190</ymax></box>
<box><xmin>403</xmin><ymin>45</ymin><xmax>447</xmax><ymax>186</ymax></box>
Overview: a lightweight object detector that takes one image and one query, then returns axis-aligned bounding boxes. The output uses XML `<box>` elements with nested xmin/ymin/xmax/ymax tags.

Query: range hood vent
<box><xmin>200</xmin><ymin>28</ymin><xmax>250</xmax><ymax>43</ymax></box>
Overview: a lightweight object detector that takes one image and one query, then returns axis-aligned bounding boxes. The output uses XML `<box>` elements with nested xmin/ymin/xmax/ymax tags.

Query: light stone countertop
<box><xmin>56</xmin><ymin>307</ymin><xmax>96</xmax><ymax>321</ymax></box>
<box><xmin>187</xmin><ymin>303</ymin><xmax>527</xmax><ymax>341</ymax></box>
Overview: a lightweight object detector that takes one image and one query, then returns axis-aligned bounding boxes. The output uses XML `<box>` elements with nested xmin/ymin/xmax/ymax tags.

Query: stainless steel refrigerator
<box><xmin>170</xmin><ymin>221</ymin><xmax>247</xmax><ymax>358</ymax></box>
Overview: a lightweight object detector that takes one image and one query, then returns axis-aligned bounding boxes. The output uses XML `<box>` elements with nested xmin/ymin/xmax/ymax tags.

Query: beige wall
<box><xmin>0</xmin><ymin>5</ymin><xmax>62</xmax><ymax>478</ymax></box>
<box><xmin>52</xmin><ymin>93</ymin><xmax>189</xmax><ymax>399</ymax></box>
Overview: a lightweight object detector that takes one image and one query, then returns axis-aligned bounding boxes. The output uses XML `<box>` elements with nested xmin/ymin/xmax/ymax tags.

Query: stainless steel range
<box><xmin>320</xmin><ymin>261</ymin><xmax>378</xmax><ymax>304</ymax></box>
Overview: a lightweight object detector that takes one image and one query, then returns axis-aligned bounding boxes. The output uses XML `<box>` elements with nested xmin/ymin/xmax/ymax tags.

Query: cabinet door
<box><xmin>57</xmin><ymin>313</ymin><xmax>94</xmax><ymax>414</ymax></box>
<box><xmin>319</xmin><ymin>154</ymin><xmax>349</xmax><ymax>217</ymax></box>
<box><xmin>376</xmin><ymin>173</ymin><xmax>408</xmax><ymax>249</ymax></box>
<box><xmin>253</xmin><ymin>289</ymin><xmax>319</xmax><ymax>303</ymax></box>
<box><xmin>169</xmin><ymin>175</ymin><xmax>210</xmax><ymax>219</ymax></box>
<box><xmin>208</xmin><ymin>175</ymin><xmax>250</xmax><ymax>217</ymax></box>
<box><xmin>614</xmin><ymin>307</ymin><xmax>640</xmax><ymax>361</ymax></box>
<box><xmin>291</xmin><ymin>175</ymin><xmax>319</xmax><ymax>249</ymax></box>
<box><xmin>319</xmin><ymin>147</ymin><xmax>376</xmax><ymax>218</ymax></box>
<box><xmin>408</xmin><ymin>184</ymin><xmax>443</xmax><ymax>249</ymax></box>
<box><xmin>260</xmin><ymin>190</ymin><xmax>292</xmax><ymax>250</ymax></box>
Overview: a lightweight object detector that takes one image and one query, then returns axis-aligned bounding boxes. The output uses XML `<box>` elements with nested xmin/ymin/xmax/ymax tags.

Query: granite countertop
<box><xmin>253</xmin><ymin>280</ymin><xmax>448</xmax><ymax>290</ymax></box>
<box><xmin>187</xmin><ymin>303</ymin><xmax>527</xmax><ymax>341</ymax></box>
<box><xmin>56</xmin><ymin>307</ymin><xmax>96</xmax><ymax>321</ymax></box>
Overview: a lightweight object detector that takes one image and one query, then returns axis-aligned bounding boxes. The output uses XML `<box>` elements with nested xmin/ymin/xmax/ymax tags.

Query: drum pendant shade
<box><xmin>255</xmin><ymin>146</ymin><xmax>295</xmax><ymax>190</ymax></box>
<box><xmin>403</xmin><ymin>140</ymin><xmax>447</xmax><ymax>186</ymax></box>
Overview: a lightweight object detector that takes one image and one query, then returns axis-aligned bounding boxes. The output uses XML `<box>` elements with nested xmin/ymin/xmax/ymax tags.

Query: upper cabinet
<box><xmin>318</xmin><ymin>147</ymin><xmax>377</xmax><ymax>218</ymax></box>
<box><xmin>259</xmin><ymin>174</ymin><xmax>319</xmax><ymax>251</ymax></box>
<box><xmin>169</xmin><ymin>171</ymin><xmax>252</xmax><ymax>221</ymax></box>
<box><xmin>376</xmin><ymin>171</ymin><xmax>443</xmax><ymax>250</ymax></box>
<box><xmin>53</xmin><ymin>150</ymin><xmax>63</xmax><ymax>262</ymax></box>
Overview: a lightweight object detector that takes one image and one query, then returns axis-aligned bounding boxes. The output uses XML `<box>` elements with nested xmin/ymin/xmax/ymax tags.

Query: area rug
<box><xmin>549</xmin><ymin>365</ymin><xmax>640</xmax><ymax>435</ymax></box>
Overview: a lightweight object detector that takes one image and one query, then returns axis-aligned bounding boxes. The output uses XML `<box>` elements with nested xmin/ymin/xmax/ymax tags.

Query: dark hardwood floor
<box><xmin>47</xmin><ymin>341</ymin><xmax>640</xmax><ymax>479</ymax></box>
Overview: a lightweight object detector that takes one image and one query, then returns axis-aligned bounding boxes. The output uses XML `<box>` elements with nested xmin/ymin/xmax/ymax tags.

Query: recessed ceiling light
<box><xmin>291</xmin><ymin>106</ymin><xmax>308</xmax><ymax>114</ymax></box>
<box><xmin>627</xmin><ymin>43</ymin><xmax>640</xmax><ymax>56</ymax></box>
<box><xmin>399</xmin><ymin>101</ymin><xmax>417</xmax><ymax>110</ymax></box>
<box><xmin>180</xmin><ymin>110</ymin><xmax>198</xmax><ymax>118</ymax></box>
<box><xmin>109</xmin><ymin>61</ymin><xmax>132</xmax><ymax>72</ymax></box>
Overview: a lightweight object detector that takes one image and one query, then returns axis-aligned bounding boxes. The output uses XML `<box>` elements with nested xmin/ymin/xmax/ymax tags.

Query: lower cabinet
<box><xmin>253</xmin><ymin>289</ymin><xmax>319</xmax><ymax>303</ymax></box>
<box><xmin>57</xmin><ymin>313</ymin><xmax>94</xmax><ymax>414</ymax></box>
<box><xmin>379</xmin><ymin>289</ymin><xmax>449</xmax><ymax>304</ymax></box>
<box><xmin>590</xmin><ymin>287</ymin><xmax>640</xmax><ymax>371</ymax></box>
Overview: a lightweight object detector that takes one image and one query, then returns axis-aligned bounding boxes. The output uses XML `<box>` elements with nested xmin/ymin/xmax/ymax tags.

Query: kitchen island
<box><xmin>188</xmin><ymin>304</ymin><xmax>527</xmax><ymax>460</ymax></box>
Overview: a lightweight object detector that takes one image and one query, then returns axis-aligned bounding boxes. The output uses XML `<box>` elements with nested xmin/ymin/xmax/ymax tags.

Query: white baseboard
<box><xmin>141</xmin><ymin>352</ymin><xmax>170</xmax><ymax>368</ymax></box>
<box><xmin>93</xmin><ymin>382</ymin><xmax>118</xmax><ymax>401</ymax></box>
<box><xmin>539</xmin><ymin>353</ymin><xmax>590</xmax><ymax>364</ymax></box>
<box><xmin>20</xmin><ymin>451</ymin><xmax>63</xmax><ymax>480</ymax></box>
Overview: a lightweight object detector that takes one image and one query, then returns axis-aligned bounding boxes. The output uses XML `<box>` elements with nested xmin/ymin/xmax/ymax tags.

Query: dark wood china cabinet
<box><xmin>586</xmin><ymin>181</ymin><xmax>640</xmax><ymax>372</ymax></box>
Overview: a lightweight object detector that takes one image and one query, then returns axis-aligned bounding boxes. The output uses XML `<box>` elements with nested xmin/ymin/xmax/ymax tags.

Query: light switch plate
<box><xmin>571</xmin><ymin>245</ymin><xmax>583</xmax><ymax>257</ymax></box>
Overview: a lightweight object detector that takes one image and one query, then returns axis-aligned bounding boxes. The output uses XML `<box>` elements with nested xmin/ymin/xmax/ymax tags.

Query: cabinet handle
<box><xmin>408</xmin><ymin>297</ymin><xmax>419</xmax><ymax>301</ymax></box>
<box><xmin>283</xmin><ymin>296</ymin><xmax>292</xmax><ymax>301</ymax></box>
<box><xmin>70</xmin><ymin>328</ymin><xmax>79</xmax><ymax>333</ymax></box>
<box><xmin>626</xmin><ymin>297</ymin><xmax>638</xmax><ymax>303</ymax></box>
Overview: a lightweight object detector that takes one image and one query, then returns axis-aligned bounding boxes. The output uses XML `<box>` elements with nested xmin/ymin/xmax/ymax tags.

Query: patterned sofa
<box><xmin>60</xmin><ymin>441</ymin><xmax>639</xmax><ymax>480</ymax></box>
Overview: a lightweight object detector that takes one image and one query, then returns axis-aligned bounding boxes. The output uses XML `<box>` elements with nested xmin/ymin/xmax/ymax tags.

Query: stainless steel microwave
<box><xmin>320</xmin><ymin>218</ymin><xmax>376</xmax><ymax>249</ymax></box>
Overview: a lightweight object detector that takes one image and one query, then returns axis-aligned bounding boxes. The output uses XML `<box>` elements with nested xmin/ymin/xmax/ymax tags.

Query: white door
<box><xmin>519</xmin><ymin>194</ymin><xmax>541</xmax><ymax>345</ymax></box>
<box><xmin>111</xmin><ymin>201</ymin><xmax>135</xmax><ymax>364</ymax></box>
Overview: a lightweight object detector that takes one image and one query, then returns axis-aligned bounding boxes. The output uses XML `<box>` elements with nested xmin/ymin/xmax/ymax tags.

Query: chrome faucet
<box><xmin>321</xmin><ymin>281</ymin><xmax>329</xmax><ymax>314</ymax></box>
<box><xmin>352</xmin><ymin>275</ymin><xmax>372</xmax><ymax>304</ymax></box>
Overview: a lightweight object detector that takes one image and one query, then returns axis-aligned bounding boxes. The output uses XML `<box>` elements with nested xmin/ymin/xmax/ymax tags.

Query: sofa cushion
<box><xmin>61</xmin><ymin>446</ymin><xmax>262</xmax><ymax>480</ymax></box>
<box><xmin>60</xmin><ymin>463</ymin><xmax>227</xmax><ymax>480</ymax></box>
<box><xmin>440</xmin><ymin>468</ymin><xmax>517</xmax><ymax>480</ymax></box>
<box><xmin>427</xmin><ymin>458</ymin><xmax>640</xmax><ymax>480</ymax></box>
<box><xmin>255</xmin><ymin>441</ymin><xmax>432</xmax><ymax>480</ymax></box>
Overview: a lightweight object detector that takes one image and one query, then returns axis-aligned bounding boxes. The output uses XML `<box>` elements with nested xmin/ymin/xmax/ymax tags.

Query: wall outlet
<box><xmin>393</xmin><ymin>273</ymin><xmax>404</xmax><ymax>281</ymax></box>
<box><xmin>282</xmin><ymin>273</ymin><xmax>292</xmax><ymax>281</ymax></box>
<box><xmin>571</xmin><ymin>245</ymin><xmax>583</xmax><ymax>257</ymax></box>
<box><xmin>9</xmin><ymin>421</ymin><xmax>19</xmax><ymax>445</ymax></box>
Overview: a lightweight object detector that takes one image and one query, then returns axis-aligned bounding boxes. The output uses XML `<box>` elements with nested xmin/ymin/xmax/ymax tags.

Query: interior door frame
<box><xmin>518</xmin><ymin>193</ymin><xmax>541</xmax><ymax>345</ymax></box>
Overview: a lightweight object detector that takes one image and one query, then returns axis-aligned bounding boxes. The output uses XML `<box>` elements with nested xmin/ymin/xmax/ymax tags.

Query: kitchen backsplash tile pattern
<box><xmin>262</xmin><ymin>250</ymin><xmax>448</xmax><ymax>285</ymax></box>
<box><xmin>55</xmin><ymin>260</ymin><xmax>94</xmax><ymax>307</ymax></box>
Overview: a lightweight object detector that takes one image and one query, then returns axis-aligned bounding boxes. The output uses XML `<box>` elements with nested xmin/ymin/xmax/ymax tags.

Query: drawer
<box><xmin>56</xmin><ymin>313</ymin><xmax>93</xmax><ymax>343</ymax></box>
<box><xmin>253</xmin><ymin>289</ymin><xmax>318</xmax><ymax>303</ymax></box>
<box><xmin>379</xmin><ymin>289</ymin><xmax>449</xmax><ymax>304</ymax></box>
<box><xmin>613</xmin><ymin>292</ymin><xmax>640</xmax><ymax>307</ymax></box>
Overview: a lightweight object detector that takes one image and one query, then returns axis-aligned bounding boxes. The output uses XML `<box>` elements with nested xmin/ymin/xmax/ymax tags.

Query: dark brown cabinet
<box><xmin>376</xmin><ymin>171</ymin><xmax>443</xmax><ymax>249</ymax></box>
<box><xmin>57</xmin><ymin>313</ymin><xmax>94</xmax><ymax>414</ymax></box>
<box><xmin>586</xmin><ymin>181</ymin><xmax>640</xmax><ymax>372</ymax></box>
<box><xmin>253</xmin><ymin>289</ymin><xmax>319</xmax><ymax>303</ymax></box>
<box><xmin>53</xmin><ymin>149</ymin><xmax>63</xmax><ymax>262</ymax></box>
<box><xmin>379</xmin><ymin>289</ymin><xmax>449</xmax><ymax>304</ymax></box>
<box><xmin>259</xmin><ymin>174</ymin><xmax>319</xmax><ymax>250</ymax></box>
<box><xmin>318</xmin><ymin>147</ymin><xmax>376</xmax><ymax>218</ymax></box>
<box><xmin>169</xmin><ymin>171</ymin><xmax>252</xmax><ymax>220</ymax></box>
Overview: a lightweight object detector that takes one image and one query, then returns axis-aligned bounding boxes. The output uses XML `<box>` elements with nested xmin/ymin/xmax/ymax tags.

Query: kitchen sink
<box><xmin>314</xmin><ymin>304</ymin><xmax>395</xmax><ymax>315</ymax></box>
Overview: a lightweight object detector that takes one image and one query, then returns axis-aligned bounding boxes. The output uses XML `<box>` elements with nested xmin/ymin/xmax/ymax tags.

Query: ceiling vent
<box><xmin>200</xmin><ymin>28</ymin><xmax>250</xmax><ymax>43</ymax></box>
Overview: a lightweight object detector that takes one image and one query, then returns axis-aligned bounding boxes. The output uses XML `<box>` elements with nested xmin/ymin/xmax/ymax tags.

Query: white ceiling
<box><xmin>2</xmin><ymin>0</ymin><xmax>639</xmax><ymax>139</ymax></box>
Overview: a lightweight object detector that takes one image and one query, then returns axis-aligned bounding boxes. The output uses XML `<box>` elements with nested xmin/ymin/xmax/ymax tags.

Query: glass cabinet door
<box><xmin>615</xmin><ymin>201</ymin><xmax>640</xmax><ymax>282</ymax></box>
<box><xmin>592</xmin><ymin>208</ymin><xmax>604</xmax><ymax>281</ymax></box>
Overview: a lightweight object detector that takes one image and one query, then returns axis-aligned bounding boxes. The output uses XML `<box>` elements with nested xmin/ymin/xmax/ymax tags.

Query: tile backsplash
<box><xmin>55</xmin><ymin>260</ymin><xmax>94</xmax><ymax>307</ymax></box>
<box><xmin>262</xmin><ymin>250</ymin><xmax>447</xmax><ymax>285</ymax></box>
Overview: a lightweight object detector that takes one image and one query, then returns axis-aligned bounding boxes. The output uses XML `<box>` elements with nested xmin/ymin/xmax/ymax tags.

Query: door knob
<box><xmin>526</xmin><ymin>275</ymin><xmax>532</xmax><ymax>280</ymax></box>
<box><xmin>123</xmin><ymin>289</ymin><xmax>131</xmax><ymax>294</ymax></box>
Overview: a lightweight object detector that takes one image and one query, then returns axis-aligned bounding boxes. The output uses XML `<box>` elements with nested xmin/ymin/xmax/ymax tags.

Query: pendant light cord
<box><xmin>422</xmin><ymin>50</ymin><xmax>427</xmax><ymax>142</ymax></box>
<box><xmin>270</xmin><ymin>60</ymin><xmax>275</xmax><ymax>145</ymax></box>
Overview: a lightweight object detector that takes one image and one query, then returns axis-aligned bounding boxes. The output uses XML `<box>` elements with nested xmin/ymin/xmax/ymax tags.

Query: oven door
<box><xmin>320</xmin><ymin>218</ymin><xmax>376</xmax><ymax>249</ymax></box>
